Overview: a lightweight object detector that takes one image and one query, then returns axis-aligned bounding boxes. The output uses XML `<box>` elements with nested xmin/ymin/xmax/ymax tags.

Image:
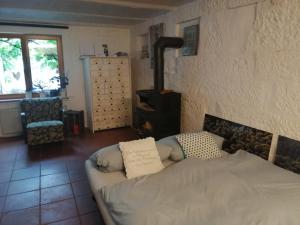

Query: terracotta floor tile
<box><xmin>47</xmin><ymin>217</ymin><xmax>81</xmax><ymax>225</ymax></box>
<box><xmin>0</xmin><ymin>183</ymin><xmax>9</xmax><ymax>197</ymax></box>
<box><xmin>41</xmin><ymin>173</ymin><xmax>70</xmax><ymax>189</ymax></box>
<box><xmin>71</xmin><ymin>180</ymin><xmax>92</xmax><ymax>197</ymax></box>
<box><xmin>80</xmin><ymin>211</ymin><xmax>104</xmax><ymax>225</ymax></box>
<box><xmin>11</xmin><ymin>166</ymin><xmax>40</xmax><ymax>181</ymax></box>
<box><xmin>41</xmin><ymin>198</ymin><xmax>77</xmax><ymax>224</ymax></box>
<box><xmin>41</xmin><ymin>184</ymin><xmax>73</xmax><ymax>204</ymax></box>
<box><xmin>0</xmin><ymin>128</ymin><xmax>137</xmax><ymax>225</ymax></box>
<box><xmin>0</xmin><ymin>151</ymin><xmax>16</xmax><ymax>163</ymax></box>
<box><xmin>0</xmin><ymin>162</ymin><xmax>14</xmax><ymax>173</ymax></box>
<box><xmin>0</xmin><ymin>171</ymin><xmax>12</xmax><ymax>184</ymax></box>
<box><xmin>0</xmin><ymin>197</ymin><xmax>5</xmax><ymax>212</ymax></box>
<box><xmin>68</xmin><ymin>169</ymin><xmax>87</xmax><ymax>182</ymax></box>
<box><xmin>14</xmin><ymin>160</ymin><xmax>40</xmax><ymax>170</ymax></box>
<box><xmin>41</xmin><ymin>162</ymin><xmax>67</xmax><ymax>176</ymax></box>
<box><xmin>76</xmin><ymin>195</ymin><xmax>97</xmax><ymax>215</ymax></box>
<box><xmin>16</xmin><ymin>149</ymin><xmax>40</xmax><ymax>162</ymax></box>
<box><xmin>4</xmin><ymin>190</ymin><xmax>40</xmax><ymax>212</ymax></box>
<box><xmin>66</xmin><ymin>160</ymin><xmax>85</xmax><ymax>171</ymax></box>
<box><xmin>7</xmin><ymin>177</ymin><xmax>40</xmax><ymax>195</ymax></box>
<box><xmin>0</xmin><ymin>206</ymin><xmax>39</xmax><ymax>225</ymax></box>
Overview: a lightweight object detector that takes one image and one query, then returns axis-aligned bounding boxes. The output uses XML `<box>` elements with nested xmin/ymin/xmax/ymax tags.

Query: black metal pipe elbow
<box><xmin>154</xmin><ymin>37</ymin><xmax>184</xmax><ymax>91</ymax></box>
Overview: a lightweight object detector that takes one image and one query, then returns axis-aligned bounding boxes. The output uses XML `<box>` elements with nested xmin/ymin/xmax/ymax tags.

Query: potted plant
<box><xmin>49</xmin><ymin>74</ymin><xmax>69</xmax><ymax>97</ymax></box>
<box><xmin>33</xmin><ymin>80</ymin><xmax>48</xmax><ymax>97</ymax></box>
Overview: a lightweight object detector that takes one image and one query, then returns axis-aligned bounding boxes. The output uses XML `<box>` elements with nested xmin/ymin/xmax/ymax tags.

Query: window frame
<box><xmin>0</xmin><ymin>33</ymin><xmax>64</xmax><ymax>100</ymax></box>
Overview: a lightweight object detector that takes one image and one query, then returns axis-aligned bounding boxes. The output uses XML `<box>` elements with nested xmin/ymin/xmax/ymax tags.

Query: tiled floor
<box><xmin>0</xmin><ymin>127</ymin><xmax>137</xmax><ymax>225</ymax></box>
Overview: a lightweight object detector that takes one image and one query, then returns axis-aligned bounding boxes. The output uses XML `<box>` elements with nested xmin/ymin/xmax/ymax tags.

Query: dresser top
<box><xmin>80</xmin><ymin>55</ymin><xmax>128</xmax><ymax>60</ymax></box>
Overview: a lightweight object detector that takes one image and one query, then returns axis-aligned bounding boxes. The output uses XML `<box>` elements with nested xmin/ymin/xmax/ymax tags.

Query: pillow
<box><xmin>157</xmin><ymin>135</ymin><xmax>184</xmax><ymax>161</ymax></box>
<box><xmin>95</xmin><ymin>144</ymin><xmax>123</xmax><ymax>172</ymax></box>
<box><xmin>176</xmin><ymin>132</ymin><xmax>222</xmax><ymax>160</ymax></box>
<box><xmin>158</xmin><ymin>132</ymin><xmax>225</xmax><ymax>161</ymax></box>
<box><xmin>119</xmin><ymin>137</ymin><xmax>164</xmax><ymax>179</ymax></box>
<box><xmin>94</xmin><ymin>143</ymin><xmax>172</xmax><ymax>173</ymax></box>
<box><xmin>207</xmin><ymin>132</ymin><xmax>224</xmax><ymax>149</ymax></box>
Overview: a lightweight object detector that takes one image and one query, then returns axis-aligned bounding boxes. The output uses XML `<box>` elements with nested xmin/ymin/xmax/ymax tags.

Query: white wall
<box><xmin>130</xmin><ymin>0</ymin><xmax>300</xmax><ymax>160</ymax></box>
<box><xmin>1</xmin><ymin>25</ymin><xmax>130</xmax><ymax>123</ymax></box>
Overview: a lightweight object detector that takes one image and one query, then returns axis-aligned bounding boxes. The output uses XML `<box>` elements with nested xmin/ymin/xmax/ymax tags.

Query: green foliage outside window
<box><xmin>33</xmin><ymin>40</ymin><xmax>59</xmax><ymax>71</ymax></box>
<box><xmin>0</xmin><ymin>38</ymin><xmax>22</xmax><ymax>71</ymax></box>
<box><xmin>0</xmin><ymin>36</ymin><xmax>63</xmax><ymax>95</ymax></box>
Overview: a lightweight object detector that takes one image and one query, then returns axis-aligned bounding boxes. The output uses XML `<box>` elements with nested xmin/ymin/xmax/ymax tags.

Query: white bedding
<box><xmin>100</xmin><ymin>150</ymin><xmax>300</xmax><ymax>225</ymax></box>
<box><xmin>85</xmin><ymin>159</ymin><xmax>175</xmax><ymax>225</ymax></box>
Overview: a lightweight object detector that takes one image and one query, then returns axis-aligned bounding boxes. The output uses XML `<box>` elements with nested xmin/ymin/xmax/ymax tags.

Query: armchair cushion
<box><xmin>27</xmin><ymin>120</ymin><xmax>63</xmax><ymax>129</ymax></box>
<box><xmin>27</xmin><ymin>120</ymin><xmax>64</xmax><ymax>145</ymax></box>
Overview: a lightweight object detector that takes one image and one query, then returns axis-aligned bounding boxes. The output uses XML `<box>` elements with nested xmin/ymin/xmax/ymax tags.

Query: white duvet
<box><xmin>100</xmin><ymin>150</ymin><xmax>300</xmax><ymax>225</ymax></box>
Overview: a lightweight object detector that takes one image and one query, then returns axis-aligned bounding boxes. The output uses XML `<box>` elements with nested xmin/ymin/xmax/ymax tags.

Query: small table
<box><xmin>64</xmin><ymin>110</ymin><xmax>84</xmax><ymax>136</ymax></box>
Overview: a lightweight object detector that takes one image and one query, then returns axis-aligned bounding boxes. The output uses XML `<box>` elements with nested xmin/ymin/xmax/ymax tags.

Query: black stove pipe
<box><xmin>154</xmin><ymin>37</ymin><xmax>184</xmax><ymax>91</ymax></box>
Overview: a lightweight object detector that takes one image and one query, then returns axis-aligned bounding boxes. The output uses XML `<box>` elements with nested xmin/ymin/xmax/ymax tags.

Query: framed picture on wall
<box><xmin>177</xmin><ymin>17</ymin><xmax>200</xmax><ymax>57</ymax></box>
<box><xmin>181</xmin><ymin>24</ymin><xmax>199</xmax><ymax>56</ymax></box>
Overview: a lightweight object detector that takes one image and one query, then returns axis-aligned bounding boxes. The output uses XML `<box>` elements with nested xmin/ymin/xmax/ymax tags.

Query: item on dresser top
<box><xmin>119</xmin><ymin>137</ymin><xmax>164</xmax><ymax>179</ymax></box>
<box><xmin>102</xmin><ymin>44</ymin><xmax>109</xmax><ymax>56</ymax></box>
<box><xmin>114</xmin><ymin>52</ymin><xmax>128</xmax><ymax>57</ymax></box>
<box><xmin>92</xmin><ymin>142</ymin><xmax>173</xmax><ymax>173</ymax></box>
<box><xmin>176</xmin><ymin>131</ymin><xmax>223</xmax><ymax>160</ymax></box>
<box><xmin>81</xmin><ymin>56</ymin><xmax>132</xmax><ymax>133</ymax></box>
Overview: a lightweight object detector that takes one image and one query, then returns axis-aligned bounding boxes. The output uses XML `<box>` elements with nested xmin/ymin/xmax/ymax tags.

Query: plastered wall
<box><xmin>130</xmin><ymin>0</ymin><xmax>300</xmax><ymax>160</ymax></box>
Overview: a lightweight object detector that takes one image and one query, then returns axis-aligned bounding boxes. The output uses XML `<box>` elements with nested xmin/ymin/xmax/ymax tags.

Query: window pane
<box><xmin>0</xmin><ymin>38</ymin><xmax>26</xmax><ymax>94</ymax></box>
<box><xmin>28</xmin><ymin>39</ymin><xmax>60</xmax><ymax>91</ymax></box>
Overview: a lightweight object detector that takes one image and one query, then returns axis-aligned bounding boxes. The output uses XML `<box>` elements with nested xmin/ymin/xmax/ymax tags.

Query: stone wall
<box><xmin>130</xmin><ymin>0</ymin><xmax>300</xmax><ymax>160</ymax></box>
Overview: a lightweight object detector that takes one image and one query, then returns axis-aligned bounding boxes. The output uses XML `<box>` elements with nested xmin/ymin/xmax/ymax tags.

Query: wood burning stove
<box><xmin>135</xmin><ymin>37</ymin><xmax>184</xmax><ymax>140</ymax></box>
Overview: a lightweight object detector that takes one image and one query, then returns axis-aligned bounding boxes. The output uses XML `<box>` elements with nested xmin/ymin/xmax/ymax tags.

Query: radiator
<box><xmin>0</xmin><ymin>102</ymin><xmax>22</xmax><ymax>137</ymax></box>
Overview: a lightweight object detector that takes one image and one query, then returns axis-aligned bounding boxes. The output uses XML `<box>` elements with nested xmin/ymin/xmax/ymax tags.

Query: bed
<box><xmin>85</xmin><ymin>114</ymin><xmax>300</xmax><ymax>225</ymax></box>
<box><xmin>85</xmin><ymin>158</ymin><xmax>175</xmax><ymax>225</ymax></box>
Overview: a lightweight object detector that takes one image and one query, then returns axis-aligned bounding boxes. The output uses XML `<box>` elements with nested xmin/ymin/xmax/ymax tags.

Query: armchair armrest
<box><xmin>60</xmin><ymin>109</ymin><xmax>65</xmax><ymax>122</ymax></box>
<box><xmin>20</xmin><ymin>112</ymin><xmax>27</xmax><ymax>125</ymax></box>
<box><xmin>20</xmin><ymin>112</ymin><xmax>28</xmax><ymax>143</ymax></box>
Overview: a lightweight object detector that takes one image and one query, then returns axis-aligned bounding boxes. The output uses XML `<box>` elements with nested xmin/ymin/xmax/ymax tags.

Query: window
<box><xmin>0</xmin><ymin>34</ymin><xmax>64</xmax><ymax>99</ymax></box>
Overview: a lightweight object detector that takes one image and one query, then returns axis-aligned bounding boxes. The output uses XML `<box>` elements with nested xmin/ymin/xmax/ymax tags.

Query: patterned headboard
<box><xmin>203</xmin><ymin>114</ymin><xmax>273</xmax><ymax>160</ymax></box>
<box><xmin>275</xmin><ymin>136</ymin><xmax>300</xmax><ymax>174</ymax></box>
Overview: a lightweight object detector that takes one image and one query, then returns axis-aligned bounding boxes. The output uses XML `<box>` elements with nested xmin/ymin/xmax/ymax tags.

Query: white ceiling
<box><xmin>0</xmin><ymin>0</ymin><xmax>195</xmax><ymax>27</ymax></box>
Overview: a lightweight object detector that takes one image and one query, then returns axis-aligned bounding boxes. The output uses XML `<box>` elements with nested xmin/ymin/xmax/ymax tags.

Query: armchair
<box><xmin>20</xmin><ymin>97</ymin><xmax>64</xmax><ymax>145</ymax></box>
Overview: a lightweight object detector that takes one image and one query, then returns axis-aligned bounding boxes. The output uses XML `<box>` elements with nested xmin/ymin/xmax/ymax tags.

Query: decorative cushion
<box><xmin>119</xmin><ymin>137</ymin><xmax>164</xmax><ymax>179</ymax></box>
<box><xmin>158</xmin><ymin>135</ymin><xmax>185</xmax><ymax>161</ymax></box>
<box><xmin>208</xmin><ymin>132</ymin><xmax>224</xmax><ymax>149</ymax></box>
<box><xmin>158</xmin><ymin>132</ymin><xmax>225</xmax><ymax>161</ymax></box>
<box><xmin>176</xmin><ymin>132</ymin><xmax>222</xmax><ymax>160</ymax></box>
<box><xmin>93</xmin><ymin>143</ymin><xmax>172</xmax><ymax>173</ymax></box>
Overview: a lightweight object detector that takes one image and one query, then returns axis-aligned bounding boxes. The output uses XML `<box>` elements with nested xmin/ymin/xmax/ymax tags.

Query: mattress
<box><xmin>100</xmin><ymin>150</ymin><xmax>300</xmax><ymax>225</ymax></box>
<box><xmin>85</xmin><ymin>158</ymin><xmax>175</xmax><ymax>225</ymax></box>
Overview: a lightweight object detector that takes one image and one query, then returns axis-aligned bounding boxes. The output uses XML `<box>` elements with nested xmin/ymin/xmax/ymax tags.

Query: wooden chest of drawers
<box><xmin>81</xmin><ymin>56</ymin><xmax>132</xmax><ymax>133</ymax></box>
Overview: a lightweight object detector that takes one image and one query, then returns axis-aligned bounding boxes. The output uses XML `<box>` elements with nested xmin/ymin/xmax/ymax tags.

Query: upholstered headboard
<box><xmin>275</xmin><ymin>136</ymin><xmax>300</xmax><ymax>174</ymax></box>
<box><xmin>203</xmin><ymin>114</ymin><xmax>273</xmax><ymax>160</ymax></box>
